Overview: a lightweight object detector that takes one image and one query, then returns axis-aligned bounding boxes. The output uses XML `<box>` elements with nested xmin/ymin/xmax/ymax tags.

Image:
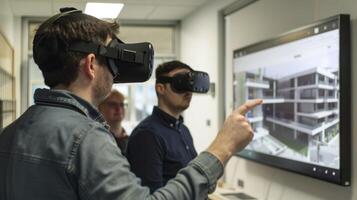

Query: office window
<box><xmin>118</xmin><ymin>25</ymin><xmax>175</xmax><ymax>56</ymax></box>
<box><xmin>113</xmin><ymin>25</ymin><xmax>178</xmax><ymax>133</ymax></box>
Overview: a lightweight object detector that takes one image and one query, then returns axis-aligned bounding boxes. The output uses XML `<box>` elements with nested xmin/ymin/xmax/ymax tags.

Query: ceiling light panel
<box><xmin>85</xmin><ymin>2</ymin><xmax>124</xmax><ymax>19</ymax></box>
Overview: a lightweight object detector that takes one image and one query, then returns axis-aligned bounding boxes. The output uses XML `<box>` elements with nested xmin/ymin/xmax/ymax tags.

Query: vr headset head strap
<box><xmin>156</xmin><ymin>76</ymin><xmax>173</xmax><ymax>84</ymax></box>
<box><xmin>68</xmin><ymin>39</ymin><xmax>145</xmax><ymax>64</ymax></box>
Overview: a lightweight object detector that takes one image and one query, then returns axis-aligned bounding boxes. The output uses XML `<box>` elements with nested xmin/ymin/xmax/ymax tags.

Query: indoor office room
<box><xmin>0</xmin><ymin>0</ymin><xmax>356</xmax><ymax>200</ymax></box>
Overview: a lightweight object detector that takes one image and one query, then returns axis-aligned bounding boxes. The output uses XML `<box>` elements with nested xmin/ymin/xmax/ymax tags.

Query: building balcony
<box><xmin>296</xmin><ymin>84</ymin><xmax>335</xmax><ymax>90</ymax></box>
<box><xmin>286</xmin><ymin>98</ymin><xmax>338</xmax><ymax>103</ymax></box>
<box><xmin>318</xmin><ymin>80</ymin><xmax>336</xmax><ymax>87</ymax></box>
<box><xmin>247</xmin><ymin>116</ymin><xmax>264</xmax><ymax>123</ymax></box>
<box><xmin>296</xmin><ymin>109</ymin><xmax>339</xmax><ymax>119</ymax></box>
<box><xmin>332</xmin><ymin>109</ymin><xmax>339</xmax><ymax>115</ymax></box>
<box><xmin>245</xmin><ymin>78</ymin><xmax>270</xmax><ymax>89</ymax></box>
<box><xmin>258</xmin><ymin>96</ymin><xmax>286</xmax><ymax>104</ymax></box>
<box><xmin>266</xmin><ymin>117</ymin><xmax>339</xmax><ymax>136</ymax></box>
<box><xmin>276</xmin><ymin>87</ymin><xmax>295</xmax><ymax>91</ymax></box>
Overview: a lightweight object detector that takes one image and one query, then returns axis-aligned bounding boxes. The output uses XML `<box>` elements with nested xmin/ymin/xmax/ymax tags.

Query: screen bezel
<box><xmin>232</xmin><ymin>14</ymin><xmax>351</xmax><ymax>186</ymax></box>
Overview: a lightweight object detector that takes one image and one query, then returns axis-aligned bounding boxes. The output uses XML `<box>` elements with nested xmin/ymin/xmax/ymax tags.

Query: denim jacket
<box><xmin>0</xmin><ymin>89</ymin><xmax>223</xmax><ymax>200</ymax></box>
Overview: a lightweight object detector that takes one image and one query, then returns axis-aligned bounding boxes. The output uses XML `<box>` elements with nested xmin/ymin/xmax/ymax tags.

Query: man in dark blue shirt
<box><xmin>127</xmin><ymin>61</ymin><xmax>198</xmax><ymax>193</ymax></box>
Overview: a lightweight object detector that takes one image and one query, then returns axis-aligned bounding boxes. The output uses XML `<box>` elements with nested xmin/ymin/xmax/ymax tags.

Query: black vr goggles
<box><xmin>33</xmin><ymin>7</ymin><xmax>154</xmax><ymax>83</ymax></box>
<box><xmin>68</xmin><ymin>36</ymin><xmax>154</xmax><ymax>83</ymax></box>
<box><xmin>157</xmin><ymin>71</ymin><xmax>210</xmax><ymax>93</ymax></box>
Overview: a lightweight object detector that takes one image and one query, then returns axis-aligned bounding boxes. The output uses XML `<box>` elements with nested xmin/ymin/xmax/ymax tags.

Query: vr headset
<box><xmin>33</xmin><ymin>7</ymin><xmax>154</xmax><ymax>83</ymax></box>
<box><xmin>68</xmin><ymin>36</ymin><xmax>154</xmax><ymax>83</ymax></box>
<box><xmin>157</xmin><ymin>71</ymin><xmax>210</xmax><ymax>93</ymax></box>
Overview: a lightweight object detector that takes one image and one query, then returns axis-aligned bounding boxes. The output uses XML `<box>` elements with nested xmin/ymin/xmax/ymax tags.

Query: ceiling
<box><xmin>9</xmin><ymin>0</ymin><xmax>212</xmax><ymax>20</ymax></box>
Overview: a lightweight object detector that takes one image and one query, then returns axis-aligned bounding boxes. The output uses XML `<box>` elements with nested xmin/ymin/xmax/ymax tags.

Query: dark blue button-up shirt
<box><xmin>127</xmin><ymin>106</ymin><xmax>198</xmax><ymax>193</ymax></box>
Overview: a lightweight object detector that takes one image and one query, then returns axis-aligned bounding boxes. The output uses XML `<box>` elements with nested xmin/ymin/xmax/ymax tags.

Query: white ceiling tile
<box><xmin>8</xmin><ymin>0</ymin><xmax>212</xmax><ymax>20</ymax></box>
<box><xmin>147</xmin><ymin>5</ymin><xmax>195</xmax><ymax>20</ymax></box>
<box><xmin>52</xmin><ymin>1</ymin><xmax>86</xmax><ymax>14</ymax></box>
<box><xmin>157</xmin><ymin>0</ymin><xmax>209</xmax><ymax>6</ymax></box>
<box><xmin>122</xmin><ymin>0</ymin><xmax>209</xmax><ymax>6</ymax></box>
<box><xmin>118</xmin><ymin>4</ymin><xmax>156</xmax><ymax>20</ymax></box>
<box><xmin>10</xmin><ymin>0</ymin><xmax>52</xmax><ymax>16</ymax></box>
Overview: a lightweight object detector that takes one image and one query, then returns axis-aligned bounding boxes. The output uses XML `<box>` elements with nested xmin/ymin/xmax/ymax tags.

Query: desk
<box><xmin>209</xmin><ymin>187</ymin><xmax>258</xmax><ymax>200</ymax></box>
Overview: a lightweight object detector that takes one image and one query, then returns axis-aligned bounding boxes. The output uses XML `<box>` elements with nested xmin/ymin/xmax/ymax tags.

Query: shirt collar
<box><xmin>152</xmin><ymin>106</ymin><xmax>183</xmax><ymax>129</ymax></box>
<box><xmin>34</xmin><ymin>88</ymin><xmax>106</xmax><ymax>124</ymax></box>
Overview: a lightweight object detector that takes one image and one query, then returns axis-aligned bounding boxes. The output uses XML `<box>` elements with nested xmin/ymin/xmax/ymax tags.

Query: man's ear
<box><xmin>82</xmin><ymin>53</ymin><xmax>96</xmax><ymax>80</ymax></box>
<box><xmin>155</xmin><ymin>83</ymin><xmax>165</xmax><ymax>96</ymax></box>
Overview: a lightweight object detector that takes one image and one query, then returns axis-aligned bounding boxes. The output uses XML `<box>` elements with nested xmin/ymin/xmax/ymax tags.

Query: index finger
<box><xmin>235</xmin><ymin>99</ymin><xmax>263</xmax><ymax>115</ymax></box>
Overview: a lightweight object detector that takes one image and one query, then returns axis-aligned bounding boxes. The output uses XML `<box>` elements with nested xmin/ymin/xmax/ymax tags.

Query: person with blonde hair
<box><xmin>99</xmin><ymin>89</ymin><xmax>128</xmax><ymax>155</ymax></box>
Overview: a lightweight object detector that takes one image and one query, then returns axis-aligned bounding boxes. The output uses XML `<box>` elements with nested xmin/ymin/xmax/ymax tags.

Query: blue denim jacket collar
<box><xmin>34</xmin><ymin>88</ymin><xmax>106</xmax><ymax>124</ymax></box>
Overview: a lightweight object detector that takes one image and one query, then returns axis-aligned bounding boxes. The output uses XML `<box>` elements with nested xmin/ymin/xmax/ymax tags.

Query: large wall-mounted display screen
<box><xmin>233</xmin><ymin>15</ymin><xmax>350</xmax><ymax>186</ymax></box>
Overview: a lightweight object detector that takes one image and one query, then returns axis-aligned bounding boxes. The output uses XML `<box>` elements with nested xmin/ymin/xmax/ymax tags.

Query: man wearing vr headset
<box><xmin>127</xmin><ymin>61</ymin><xmax>207</xmax><ymax>192</ymax></box>
<box><xmin>0</xmin><ymin>7</ymin><xmax>262</xmax><ymax>200</ymax></box>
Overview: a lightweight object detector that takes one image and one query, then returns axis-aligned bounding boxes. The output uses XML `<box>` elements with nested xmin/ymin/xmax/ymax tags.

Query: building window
<box><xmin>298</xmin><ymin>103</ymin><xmax>315</xmax><ymax>113</ymax></box>
<box><xmin>297</xmin><ymin>73</ymin><xmax>316</xmax><ymax>86</ymax></box>
<box><xmin>118</xmin><ymin>25</ymin><xmax>176</xmax><ymax>56</ymax></box>
<box><xmin>328</xmin><ymin>102</ymin><xmax>337</xmax><ymax>110</ymax></box>
<box><xmin>328</xmin><ymin>78</ymin><xmax>334</xmax><ymax>85</ymax></box>
<box><xmin>299</xmin><ymin>116</ymin><xmax>316</xmax><ymax>126</ymax></box>
<box><xmin>317</xmin><ymin>103</ymin><xmax>324</xmax><ymax>111</ymax></box>
<box><xmin>248</xmin><ymin>88</ymin><xmax>255</xmax><ymax>99</ymax></box>
<box><xmin>275</xmin><ymin>103</ymin><xmax>294</xmax><ymax>120</ymax></box>
<box><xmin>328</xmin><ymin>90</ymin><xmax>334</xmax><ymax>97</ymax></box>
<box><xmin>318</xmin><ymin>74</ymin><xmax>325</xmax><ymax>84</ymax></box>
<box><xmin>317</xmin><ymin>118</ymin><xmax>325</xmax><ymax>124</ymax></box>
<box><xmin>300</xmin><ymin>89</ymin><xmax>316</xmax><ymax>99</ymax></box>
<box><xmin>290</xmin><ymin>79</ymin><xmax>295</xmax><ymax>87</ymax></box>
<box><xmin>277</xmin><ymin>80</ymin><xmax>292</xmax><ymax>89</ymax></box>
<box><xmin>318</xmin><ymin>89</ymin><xmax>325</xmax><ymax>98</ymax></box>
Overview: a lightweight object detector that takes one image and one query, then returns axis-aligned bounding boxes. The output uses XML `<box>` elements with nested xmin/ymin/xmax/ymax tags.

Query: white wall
<box><xmin>0</xmin><ymin>0</ymin><xmax>21</xmax><ymax>118</ymax></box>
<box><xmin>182</xmin><ymin>0</ymin><xmax>357</xmax><ymax>199</ymax></box>
<box><xmin>224</xmin><ymin>0</ymin><xmax>356</xmax><ymax>200</ymax></box>
<box><xmin>13</xmin><ymin>17</ymin><xmax>21</xmax><ymax>118</ymax></box>
<box><xmin>180</xmin><ymin>0</ymin><xmax>234</xmax><ymax>153</ymax></box>
<box><xmin>0</xmin><ymin>0</ymin><xmax>14</xmax><ymax>43</ymax></box>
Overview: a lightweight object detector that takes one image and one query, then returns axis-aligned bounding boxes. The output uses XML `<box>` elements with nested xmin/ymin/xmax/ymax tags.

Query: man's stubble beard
<box><xmin>164</xmin><ymin>96</ymin><xmax>191</xmax><ymax>115</ymax></box>
<box><xmin>93</xmin><ymin>67</ymin><xmax>113</xmax><ymax>106</ymax></box>
<box><xmin>178</xmin><ymin>99</ymin><xmax>190</xmax><ymax>111</ymax></box>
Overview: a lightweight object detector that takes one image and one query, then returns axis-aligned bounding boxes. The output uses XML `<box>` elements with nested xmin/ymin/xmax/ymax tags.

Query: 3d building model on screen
<box><xmin>235</xmin><ymin>67</ymin><xmax>339</xmax><ymax>169</ymax></box>
<box><xmin>233</xmin><ymin>21</ymin><xmax>344</xmax><ymax>166</ymax></box>
<box><xmin>232</xmin><ymin>14</ymin><xmax>350</xmax><ymax>186</ymax></box>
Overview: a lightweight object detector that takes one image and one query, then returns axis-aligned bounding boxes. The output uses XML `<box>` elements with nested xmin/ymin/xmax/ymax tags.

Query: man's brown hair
<box><xmin>33</xmin><ymin>10</ymin><xmax>119</xmax><ymax>88</ymax></box>
<box><xmin>155</xmin><ymin>60</ymin><xmax>193</xmax><ymax>80</ymax></box>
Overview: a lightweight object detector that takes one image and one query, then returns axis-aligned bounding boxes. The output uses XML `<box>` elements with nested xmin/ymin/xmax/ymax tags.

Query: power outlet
<box><xmin>237</xmin><ymin>179</ymin><xmax>244</xmax><ymax>188</ymax></box>
<box><xmin>206</xmin><ymin>119</ymin><xmax>211</xmax><ymax>126</ymax></box>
